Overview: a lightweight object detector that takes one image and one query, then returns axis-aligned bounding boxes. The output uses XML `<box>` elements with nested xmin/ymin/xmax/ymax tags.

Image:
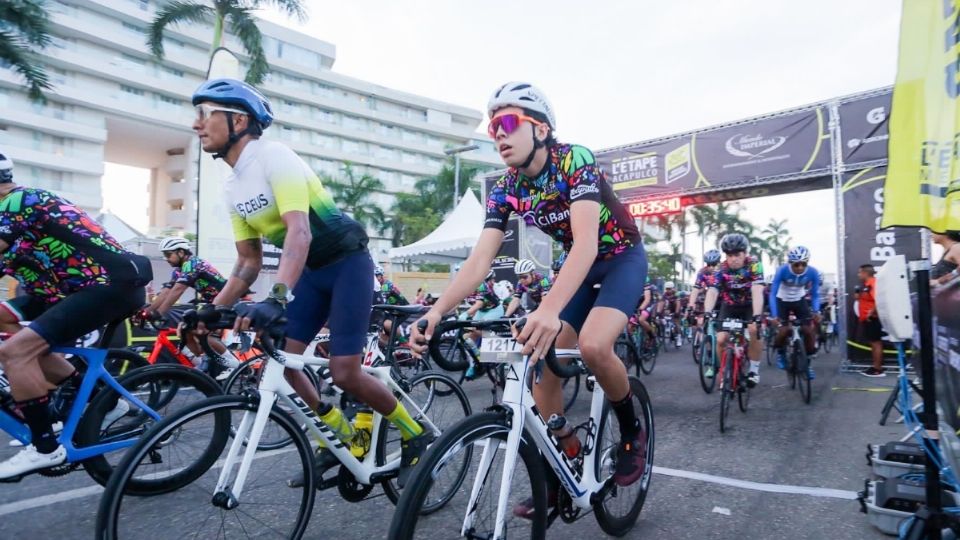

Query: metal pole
<box><xmin>454</xmin><ymin>154</ymin><xmax>461</xmax><ymax>207</ymax></box>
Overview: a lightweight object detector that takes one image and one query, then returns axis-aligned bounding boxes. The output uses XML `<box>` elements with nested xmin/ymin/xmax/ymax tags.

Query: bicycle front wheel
<box><xmin>795</xmin><ymin>344</ymin><xmax>811</xmax><ymax>404</ymax></box>
<box><xmin>691</xmin><ymin>328</ymin><xmax>703</xmax><ymax>364</ymax></box>
<box><xmin>719</xmin><ymin>350</ymin><xmax>734</xmax><ymax>433</ymax></box>
<box><xmin>96</xmin><ymin>394</ymin><xmax>315</xmax><ymax>540</ymax></box>
<box><xmin>698</xmin><ymin>336</ymin><xmax>717</xmax><ymax>394</ymax></box>
<box><xmin>378</xmin><ymin>371</ymin><xmax>473</xmax><ymax>509</ymax></box>
<box><xmin>593</xmin><ymin>376</ymin><xmax>655</xmax><ymax>536</ymax></box>
<box><xmin>388</xmin><ymin>411</ymin><xmax>547</xmax><ymax>540</ymax></box>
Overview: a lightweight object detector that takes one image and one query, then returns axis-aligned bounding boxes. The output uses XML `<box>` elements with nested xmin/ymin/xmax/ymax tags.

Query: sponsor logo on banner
<box><xmin>609</xmin><ymin>152</ymin><xmax>658</xmax><ymax>190</ymax></box>
<box><xmin>724</xmin><ymin>133</ymin><xmax>788</xmax><ymax>159</ymax></box>
<box><xmin>665</xmin><ymin>144</ymin><xmax>692</xmax><ymax>184</ymax></box>
<box><xmin>848</xmin><ymin>106</ymin><xmax>890</xmax><ymax>150</ymax></box>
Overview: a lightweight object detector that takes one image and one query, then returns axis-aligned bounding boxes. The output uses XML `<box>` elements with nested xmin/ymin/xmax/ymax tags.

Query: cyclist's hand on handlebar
<box><xmin>234</xmin><ymin>298</ymin><xmax>285</xmax><ymax>334</ymax></box>
<box><xmin>514</xmin><ymin>309</ymin><xmax>562</xmax><ymax>366</ymax></box>
<box><xmin>410</xmin><ymin>310</ymin><xmax>443</xmax><ymax>353</ymax></box>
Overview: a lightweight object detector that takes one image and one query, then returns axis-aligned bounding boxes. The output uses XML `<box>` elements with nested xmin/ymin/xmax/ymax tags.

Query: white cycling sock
<box><xmin>750</xmin><ymin>360</ymin><xmax>761</xmax><ymax>373</ymax></box>
<box><xmin>215</xmin><ymin>354</ymin><xmax>240</xmax><ymax>369</ymax></box>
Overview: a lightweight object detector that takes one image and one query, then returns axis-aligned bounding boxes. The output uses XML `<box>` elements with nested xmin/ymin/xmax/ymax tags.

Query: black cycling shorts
<box><xmin>776</xmin><ymin>299</ymin><xmax>811</xmax><ymax>321</ymax></box>
<box><xmin>718</xmin><ymin>304</ymin><xmax>753</xmax><ymax>323</ymax></box>
<box><xmin>29</xmin><ymin>283</ymin><xmax>145</xmax><ymax>347</ymax></box>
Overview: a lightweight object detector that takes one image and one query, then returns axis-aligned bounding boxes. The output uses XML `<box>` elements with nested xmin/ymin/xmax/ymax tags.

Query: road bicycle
<box><xmin>96</xmin><ymin>305</ymin><xmax>472</xmax><ymax>540</ymax></box>
<box><xmin>817</xmin><ymin>315</ymin><xmax>836</xmax><ymax>355</ymax></box>
<box><xmin>763</xmin><ymin>321</ymin><xmax>776</xmax><ymax>367</ymax></box>
<box><xmin>716</xmin><ymin>317</ymin><xmax>751</xmax><ymax>433</ymax></box>
<box><xmin>0</xmin><ymin>318</ymin><xmax>221</xmax><ymax>491</ymax></box>
<box><xmin>389</xmin><ymin>317</ymin><xmax>655</xmax><ymax>539</ymax></box>
<box><xmin>781</xmin><ymin>313</ymin><xmax>813</xmax><ymax>404</ymax></box>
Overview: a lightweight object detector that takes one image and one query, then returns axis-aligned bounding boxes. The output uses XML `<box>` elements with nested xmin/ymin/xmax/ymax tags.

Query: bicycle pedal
<box><xmin>317</xmin><ymin>474</ymin><xmax>340</xmax><ymax>491</ymax></box>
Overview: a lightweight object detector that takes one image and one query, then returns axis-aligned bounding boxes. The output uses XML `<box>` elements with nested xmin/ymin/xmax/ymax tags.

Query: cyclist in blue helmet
<box><xmin>191</xmin><ymin>78</ymin><xmax>274</xmax><ymax>160</ymax></box>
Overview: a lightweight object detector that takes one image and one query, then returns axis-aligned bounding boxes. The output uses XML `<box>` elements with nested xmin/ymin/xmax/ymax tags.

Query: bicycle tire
<box><xmin>691</xmin><ymin>328</ymin><xmax>703</xmax><ymax>364</ymax></box>
<box><xmin>378</xmin><ymin>371</ymin><xmax>472</xmax><ymax>509</ymax></box>
<box><xmin>719</xmin><ymin>349</ymin><xmax>733</xmax><ymax>433</ymax></box>
<box><xmin>788</xmin><ymin>345</ymin><xmax>798</xmax><ymax>390</ymax></box>
<box><xmin>593</xmin><ymin>376</ymin><xmax>655</xmax><ymax>536</ymax></box>
<box><xmin>105</xmin><ymin>348</ymin><xmax>151</xmax><ymax>377</ymax></box>
<box><xmin>821</xmin><ymin>326</ymin><xmax>832</xmax><ymax>354</ymax></box>
<box><xmin>77</xmin><ymin>364</ymin><xmax>223</xmax><ymax>492</ymax></box>
<box><xmin>95</xmin><ymin>394</ymin><xmax>315</xmax><ymax>540</ymax></box>
<box><xmin>387</xmin><ymin>411</ymin><xmax>547</xmax><ymax>540</ymax></box>
<box><xmin>698</xmin><ymin>336</ymin><xmax>717</xmax><ymax>394</ymax></box>
<box><xmin>637</xmin><ymin>332</ymin><xmax>657</xmax><ymax>375</ymax></box>
<box><xmin>795</xmin><ymin>344</ymin><xmax>811</xmax><ymax>404</ymax></box>
<box><xmin>737</xmin><ymin>359</ymin><xmax>750</xmax><ymax>413</ymax></box>
<box><xmin>615</xmin><ymin>333</ymin><xmax>640</xmax><ymax>378</ymax></box>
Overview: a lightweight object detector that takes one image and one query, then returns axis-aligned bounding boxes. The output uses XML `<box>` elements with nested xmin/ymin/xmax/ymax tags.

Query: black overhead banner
<box><xmin>595</xmin><ymin>107</ymin><xmax>832</xmax><ymax>202</ymax></box>
<box><xmin>838</xmin><ymin>90</ymin><xmax>891</xmax><ymax>168</ymax></box>
<box><xmin>840</xmin><ymin>166</ymin><xmax>923</xmax><ymax>362</ymax></box>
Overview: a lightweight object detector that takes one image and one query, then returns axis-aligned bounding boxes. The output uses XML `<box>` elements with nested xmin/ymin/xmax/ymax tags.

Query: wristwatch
<box><xmin>269</xmin><ymin>282</ymin><xmax>295</xmax><ymax>304</ymax></box>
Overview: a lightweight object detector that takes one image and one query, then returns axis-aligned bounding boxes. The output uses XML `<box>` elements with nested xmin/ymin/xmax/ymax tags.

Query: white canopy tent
<box><xmin>388</xmin><ymin>189</ymin><xmax>483</xmax><ymax>263</ymax></box>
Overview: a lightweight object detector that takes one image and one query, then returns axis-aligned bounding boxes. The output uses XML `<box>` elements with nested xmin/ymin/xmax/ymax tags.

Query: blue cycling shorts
<box><xmin>559</xmin><ymin>245</ymin><xmax>648</xmax><ymax>334</ymax></box>
<box><xmin>285</xmin><ymin>250</ymin><xmax>374</xmax><ymax>356</ymax></box>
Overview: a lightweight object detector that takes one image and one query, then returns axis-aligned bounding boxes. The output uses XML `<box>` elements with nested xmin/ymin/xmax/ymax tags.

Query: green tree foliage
<box><xmin>0</xmin><ymin>0</ymin><xmax>53</xmax><ymax>101</ymax></box>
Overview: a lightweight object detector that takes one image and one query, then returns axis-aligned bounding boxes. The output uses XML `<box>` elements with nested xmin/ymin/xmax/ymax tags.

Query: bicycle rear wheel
<box><xmin>737</xmin><ymin>360</ymin><xmax>750</xmax><ymax>413</ymax></box>
<box><xmin>691</xmin><ymin>328</ymin><xmax>703</xmax><ymax>364</ymax></box>
<box><xmin>698</xmin><ymin>336</ymin><xmax>717</xmax><ymax>394</ymax></box>
<box><xmin>77</xmin><ymin>364</ymin><xmax>223</xmax><ymax>492</ymax></box>
<box><xmin>388</xmin><ymin>411</ymin><xmax>547</xmax><ymax>540</ymax></box>
<box><xmin>615</xmin><ymin>333</ymin><xmax>640</xmax><ymax>377</ymax></box>
<box><xmin>96</xmin><ymin>395</ymin><xmax>315</xmax><ymax>540</ymax></box>
<box><xmin>562</xmin><ymin>372</ymin><xmax>581</xmax><ymax>413</ymax></box>
<box><xmin>593</xmin><ymin>376</ymin><xmax>655</xmax><ymax>536</ymax></box>
<box><xmin>378</xmin><ymin>371</ymin><xmax>472</xmax><ymax>508</ymax></box>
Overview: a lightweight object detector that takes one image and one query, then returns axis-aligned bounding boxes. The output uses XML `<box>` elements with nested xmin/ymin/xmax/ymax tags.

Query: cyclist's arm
<box><xmin>537</xmin><ymin>200</ymin><xmax>599</xmax><ymax>316</ymax></box>
<box><xmin>215</xmin><ymin>238</ymin><xmax>263</xmax><ymax>306</ymax></box>
<box><xmin>147</xmin><ymin>287</ymin><xmax>168</xmax><ymax>313</ymax></box>
<box><xmin>273</xmin><ymin>211</ymin><xmax>311</xmax><ymax>292</ymax></box>
<box><xmin>769</xmin><ymin>268</ymin><xmax>782</xmax><ymax>318</ymax></box>
<box><xmin>809</xmin><ymin>268</ymin><xmax>822</xmax><ymax>313</ymax></box>
<box><xmin>504</xmin><ymin>297</ymin><xmax>521</xmax><ymax>318</ymax></box>
<box><xmin>155</xmin><ymin>282</ymin><xmax>189</xmax><ymax>314</ymax></box>
<box><xmin>638</xmin><ymin>289</ymin><xmax>651</xmax><ymax>311</ymax></box>
<box><xmin>752</xmin><ymin>283</ymin><xmax>765</xmax><ymax>319</ymax></box>
<box><xmin>428</xmin><ymin>228</ymin><xmax>503</xmax><ymax>316</ymax></box>
<box><xmin>704</xmin><ymin>287</ymin><xmax>719</xmax><ymax>314</ymax></box>
<box><xmin>688</xmin><ymin>286</ymin><xmax>700</xmax><ymax>308</ymax></box>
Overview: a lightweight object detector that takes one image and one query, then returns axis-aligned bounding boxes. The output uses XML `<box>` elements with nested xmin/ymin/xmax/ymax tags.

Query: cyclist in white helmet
<box><xmin>769</xmin><ymin>246</ymin><xmax>821</xmax><ymax>379</ymax></box>
<box><xmin>504</xmin><ymin>258</ymin><xmax>552</xmax><ymax>318</ymax></box>
<box><xmin>412</xmin><ymin>82</ymin><xmax>650</xmax><ymax>512</ymax></box>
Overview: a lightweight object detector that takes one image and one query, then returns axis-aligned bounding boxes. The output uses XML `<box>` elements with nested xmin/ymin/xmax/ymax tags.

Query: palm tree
<box><xmin>323</xmin><ymin>163</ymin><xmax>386</xmax><ymax>232</ymax></box>
<box><xmin>761</xmin><ymin>218</ymin><xmax>792</xmax><ymax>268</ymax></box>
<box><xmin>711</xmin><ymin>201</ymin><xmax>748</xmax><ymax>238</ymax></box>
<box><xmin>688</xmin><ymin>205</ymin><xmax>715</xmax><ymax>258</ymax></box>
<box><xmin>1</xmin><ymin>0</ymin><xmax>53</xmax><ymax>101</ymax></box>
<box><xmin>147</xmin><ymin>0</ymin><xmax>307</xmax><ymax>85</ymax></box>
<box><xmin>666</xmin><ymin>242</ymin><xmax>695</xmax><ymax>283</ymax></box>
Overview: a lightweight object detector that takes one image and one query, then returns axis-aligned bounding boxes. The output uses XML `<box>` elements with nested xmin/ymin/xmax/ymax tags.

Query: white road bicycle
<box><xmin>96</xmin><ymin>306</ymin><xmax>472</xmax><ymax>540</ymax></box>
<box><xmin>389</xmin><ymin>318</ymin><xmax>655</xmax><ymax>539</ymax></box>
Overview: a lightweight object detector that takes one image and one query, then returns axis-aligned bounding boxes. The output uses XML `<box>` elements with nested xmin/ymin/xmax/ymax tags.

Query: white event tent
<box><xmin>388</xmin><ymin>189</ymin><xmax>483</xmax><ymax>263</ymax></box>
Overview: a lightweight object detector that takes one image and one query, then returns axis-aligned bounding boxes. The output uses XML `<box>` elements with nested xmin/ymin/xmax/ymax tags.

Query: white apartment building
<box><xmin>0</xmin><ymin>0</ymin><xmax>500</xmax><ymax>258</ymax></box>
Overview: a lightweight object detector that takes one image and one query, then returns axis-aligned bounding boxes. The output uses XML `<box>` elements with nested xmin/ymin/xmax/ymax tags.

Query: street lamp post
<box><xmin>445</xmin><ymin>144</ymin><xmax>479</xmax><ymax>207</ymax></box>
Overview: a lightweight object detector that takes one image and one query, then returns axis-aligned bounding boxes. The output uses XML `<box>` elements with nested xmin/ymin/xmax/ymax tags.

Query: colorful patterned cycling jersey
<box><xmin>693</xmin><ymin>266</ymin><xmax>717</xmax><ymax>290</ymax></box>
<box><xmin>709</xmin><ymin>256</ymin><xmax>764</xmax><ymax>307</ymax></box>
<box><xmin>485</xmin><ymin>144</ymin><xmax>640</xmax><ymax>261</ymax></box>
<box><xmin>0</xmin><ymin>187</ymin><xmax>146</xmax><ymax>296</ymax></box>
<box><xmin>470</xmin><ymin>281</ymin><xmax>501</xmax><ymax>311</ymax></box>
<box><xmin>379</xmin><ymin>280</ymin><xmax>409</xmax><ymax>306</ymax></box>
<box><xmin>2</xmin><ymin>232</ymin><xmax>64</xmax><ymax>304</ymax></box>
<box><xmin>514</xmin><ymin>272</ymin><xmax>552</xmax><ymax>308</ymax></box>
<box><xmin>226</xmin><ymin>140</ymin><xmax>368</xmax><ymax>269</ymax></box>
<box><xmin>172</xmin><ymin>256</ymin><xmax>226</xmax><ymax>303</ymax></box>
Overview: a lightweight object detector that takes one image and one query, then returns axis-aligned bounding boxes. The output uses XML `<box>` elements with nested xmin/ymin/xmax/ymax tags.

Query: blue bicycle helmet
<box><xmin>703</xmin><ymin>249</ymin><xmax>722</xmax><ymax>266</ymax></box>
<box><xmin>787</xmin><ymin>246</ymin><xmax>810</xmax><ymax>263</ymax></box>
<box><xmin>192</xmin><ymin>78</ymin><xmax>273</xmax><ymax>129</ymax></box>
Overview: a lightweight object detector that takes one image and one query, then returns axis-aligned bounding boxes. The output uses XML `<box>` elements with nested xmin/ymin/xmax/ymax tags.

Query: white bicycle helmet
<box><xmin>487</xmin><ymin>82</ymin><xmax>556</xmax><ymax>130</ymax></box>
<box><xmin>513</xmin><ymin>259</ymin><xmax>536</xmax><ymax>275</ymax></box>
<box><xmin>159</xmin><ymin>237</ymin><xmax>191</xmax><ymax>253</ymax></box>
<box><xmin>665</xmin><ymin>281</ymin><xmax>676</xmax><ymax>289</ymax></box>
<box><xmin>374</xmin><ymin>265</ymin><xmax>385</xmax><ymax>276</ymax></box>
<box><xmin>787</xmin><ymin>246</ymin><xmax>811</xmax><ymax>263</ymax></box>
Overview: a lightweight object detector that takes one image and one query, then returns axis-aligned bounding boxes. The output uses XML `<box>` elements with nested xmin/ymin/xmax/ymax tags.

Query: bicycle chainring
<box><xmin>336</xmin><ymin>466</ymin><xmax>374</xmax><ymax>502</ymax></box>
<box><xmin>38</xmin><ymin>461</ymin><xmax>81</xmax><ymax>478</ymax></box>
<box><xmin>556</xmin><ymin>488</ymin><xmax>581</xmax><ymax>523</ymax></box>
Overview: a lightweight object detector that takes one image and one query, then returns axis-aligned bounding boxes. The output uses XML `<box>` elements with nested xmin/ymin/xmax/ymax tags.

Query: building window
<box><xmin>158</xmin><ymin>94</ymin><xmax>182</xmax><ymax>106</ymax></box>
<box><xmin>163</xmin><ymin>66</ymin><xmax>184</xmax><ymax>78</ymax></box>
<box><xmin>122</xmin><ymin>21</ymin><xmax>143</xmax><ymax>33</ymax></box>
<box><xmin>121</xmin><ymin>84</ymin><xmax>145</xmax><ymax>96</ymax></box>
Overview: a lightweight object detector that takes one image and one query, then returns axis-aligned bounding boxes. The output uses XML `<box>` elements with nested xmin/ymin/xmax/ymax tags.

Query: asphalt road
<box><xmin>0</xmin><ymin>345</ymin><xmax>905</xmax><ymax>539</ymax></box>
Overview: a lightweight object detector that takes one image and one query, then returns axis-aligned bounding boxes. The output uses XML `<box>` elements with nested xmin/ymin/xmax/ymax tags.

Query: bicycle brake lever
<box><xmin>533</xmin><ymin>356</ymin><xmax>543</xmax><ymax>384</ymax></box>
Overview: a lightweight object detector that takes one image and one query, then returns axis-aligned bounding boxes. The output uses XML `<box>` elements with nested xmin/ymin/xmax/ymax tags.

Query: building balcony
<box><xmin>166</xmin><ymin>180</ymin><xmax>190</xmax><ymax>201</ymax></box>
<box><xmin>6</xmin><ymin>143</ymin><xmax>104</xmax><ymax>177</ymax></box>
<box><xmin>0</xmin><ymin>94</ymin><xmax>108</xmax><ymax>142</ymax></box>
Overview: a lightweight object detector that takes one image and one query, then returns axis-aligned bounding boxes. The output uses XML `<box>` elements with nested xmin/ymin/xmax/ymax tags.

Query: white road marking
<box><xmin>712</xmin><ymin>506</ymin><xmax>731</xmax><ymax>515</ymax></box>
<box><xmin>653</xmin><ymin>465</ymin><xmax>859</xmax><ymax>499</ymax></box>
<box><xmin>0</xmin><ymin>446</ymin><xmax>295</xmax><ymax>516</ymax></box>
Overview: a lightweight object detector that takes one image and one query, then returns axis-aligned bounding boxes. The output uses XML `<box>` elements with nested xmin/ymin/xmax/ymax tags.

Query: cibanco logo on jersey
<box><xmin>525</xmin><ymin>208</ymin><xmax>570</xmax><ymax>227</ymax></box>
<box><xmin>724</xmin><ymin>133</ymin><xmax>788</xmax><ymax>159</ymax></box>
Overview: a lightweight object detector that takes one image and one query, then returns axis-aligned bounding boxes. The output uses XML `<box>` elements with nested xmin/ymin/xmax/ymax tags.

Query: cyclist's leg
<box><xmin>0</xmin><ymin>296</ymin><xmax>74</xmax><ymax>385</ymax></box>
<box><xmin>0</xmin><ymin>283</ymin><xmax>144</xmax><ymax>477</ymax></box>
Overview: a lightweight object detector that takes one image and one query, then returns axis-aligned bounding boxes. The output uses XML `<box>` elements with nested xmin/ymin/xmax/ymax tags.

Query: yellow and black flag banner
<box><xmin>885</xmin><ymin>0</ymin><xmax>960</xmax><ymax>232</ymax></box>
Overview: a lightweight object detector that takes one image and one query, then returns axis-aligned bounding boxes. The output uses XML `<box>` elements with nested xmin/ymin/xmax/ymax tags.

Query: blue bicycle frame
<box><xmin>0</xmin><ymin>346</ymin><xmax>160</xmax><ymax>462</ymax></box>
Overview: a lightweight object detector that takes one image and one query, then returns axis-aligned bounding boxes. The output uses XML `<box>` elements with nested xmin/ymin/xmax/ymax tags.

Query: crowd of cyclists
<box><xmin>0</xmin><ymin>77</ymin><xmax>842</xmax><ymax>537</ymax></box>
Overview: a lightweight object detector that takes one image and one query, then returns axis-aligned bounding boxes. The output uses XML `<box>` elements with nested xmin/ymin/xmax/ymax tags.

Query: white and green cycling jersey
<box><xmin>225</xmin><ymin>140</ymin><xmax>367</xmax><ymax>268</ymax></box>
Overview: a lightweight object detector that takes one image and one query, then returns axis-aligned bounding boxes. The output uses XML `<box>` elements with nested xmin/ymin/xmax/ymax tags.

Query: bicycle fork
<box><xmin>213</xmin><ymin>389</ymin><xmax>278</xmax><ymax>509</ymax></box>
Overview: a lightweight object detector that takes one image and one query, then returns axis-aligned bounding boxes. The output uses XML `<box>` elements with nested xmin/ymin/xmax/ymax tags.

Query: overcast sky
<box><xmin>106</xmin><ymin>0</ymin><xmax>904</xmax><ymax>278</ymax></box>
